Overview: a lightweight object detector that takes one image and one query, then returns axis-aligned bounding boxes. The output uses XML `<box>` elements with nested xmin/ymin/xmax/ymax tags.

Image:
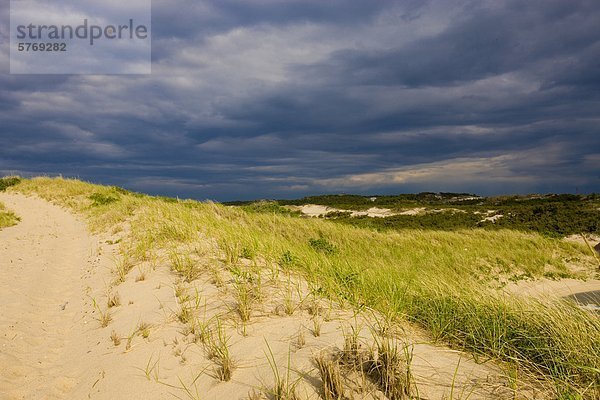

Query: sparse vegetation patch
<box><xmin>0</xmin><ymin>201</ymin><xmax>19</xmax><ymax>229</ymax></box>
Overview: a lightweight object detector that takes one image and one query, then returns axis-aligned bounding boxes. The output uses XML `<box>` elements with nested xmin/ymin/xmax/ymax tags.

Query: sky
<box><xmin>1</xmin><ymin>0</ymin><xmax>599</xmax><ymax>201</ymax></box>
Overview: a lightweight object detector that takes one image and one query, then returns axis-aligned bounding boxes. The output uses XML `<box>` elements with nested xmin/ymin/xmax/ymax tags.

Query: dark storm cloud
<box><xmin>152</xmin><ymin>0</ymin><xmax>388</xmax><ymax>38</ymax></box>
<box><xmin>302</xmin><ymin>0</ymin><xmax>600</xmax><ymax>88</ymax></box>
<box><xmin>150</xmin><ymin>0</ymin><xmax>390</xmax><ymax>61</ymax></box>
<box><xmin>1</xmin><ymin>0</ymin><xmax>599</xmax><ymax>200</ymax></box>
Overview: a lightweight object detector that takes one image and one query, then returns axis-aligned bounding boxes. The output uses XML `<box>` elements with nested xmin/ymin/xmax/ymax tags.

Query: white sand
<box><xmin>291</xmin><ymin>205</ymin><xmax>473</xmax><ymax>219</ymax></box>
<box><xmin>292</xmin><ymin>204</ymin><xmax>407</xmax><ymax>218</ymax></box>
<box><xmin>506</xmin><ymin>278</ymin><xmax>600</xmax><ymax>300</ymax></box>
<box><xmin>479</xmin><ymin>214</ymin><xmax>503</xmax><ymax>223</ymax></box>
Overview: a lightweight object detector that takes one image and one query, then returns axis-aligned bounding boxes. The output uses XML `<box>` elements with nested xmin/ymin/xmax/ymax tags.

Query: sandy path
<box><xmin>0</xmin><ymin>193</ymin><xmax>96</xmax><ymax>399</ymax></box>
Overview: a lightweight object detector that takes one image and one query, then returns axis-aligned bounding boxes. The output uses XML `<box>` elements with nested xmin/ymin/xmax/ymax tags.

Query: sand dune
<box><xmin>289</xmin><ymin>205</ymin><xmax>400</xmax><ymax>218</ymax></box>
<box><xmin>0</xmin><ymin>193</ymin><xmax>542</xmax><ymax>399</ymax></box>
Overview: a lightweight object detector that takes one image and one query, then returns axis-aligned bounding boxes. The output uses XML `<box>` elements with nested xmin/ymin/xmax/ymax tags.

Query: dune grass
<box><xmin>0</xmin><ymin>201</ymin><xmax>19</xmax><ymax>229</ymax></box>
<box><xmin>10</xmin><ymin>176</ymin><xmax>600</xmax><ymax>396</ymax></box>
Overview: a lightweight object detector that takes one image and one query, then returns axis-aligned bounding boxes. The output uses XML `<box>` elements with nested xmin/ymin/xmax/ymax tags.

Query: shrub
<box><xmin>89</xmin><ymin>193</ymin><xmax>119</xmax><ymax>206</ymax></box>
<box><xmin>0</xmin><ymin>176</ymin><xmax>21</xmax><ymax>191</ymax></box>
<box><xmin>309</xmin><ymin>237</ymin><xmax>337</xmax><ymax>255</ymax></box>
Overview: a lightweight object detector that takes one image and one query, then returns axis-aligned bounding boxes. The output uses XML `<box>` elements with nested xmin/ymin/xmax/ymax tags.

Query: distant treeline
<box><xmin>330</xmin><ymin>203</ymin><xmax>599</xmax><ymax>237</ymax></box>
<box><xmin>278</xmin><ymin>192</ymin><xmax>480</xmax><ymax>209</ymax></box>
<box><xmin>229</xmin><ymin>193</ymin><xmax>600</xmax><ymax>237</ymax></box>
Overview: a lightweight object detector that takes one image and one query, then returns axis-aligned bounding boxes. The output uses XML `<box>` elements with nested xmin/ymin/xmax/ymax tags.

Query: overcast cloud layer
<box><xmin>1</xmin><ymin>0</ymin><xmax>599</xmax><ymax>200</ymax></box>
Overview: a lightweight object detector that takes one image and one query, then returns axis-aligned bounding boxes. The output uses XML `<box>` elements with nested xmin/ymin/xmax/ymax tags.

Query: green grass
<box><xmin>0</xmin><ymin>201</ymin><xmax>19</xmax><ymax>229</ymax></box>
<box><xmin>10</xmin><ymin>176</ymin><xmax>600</xmax><ymax>396</ymax></box>
<box><xmin>254</xmin><ymin>192</ymin><xmax>600</xmax><ymax>237</ymax></box>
